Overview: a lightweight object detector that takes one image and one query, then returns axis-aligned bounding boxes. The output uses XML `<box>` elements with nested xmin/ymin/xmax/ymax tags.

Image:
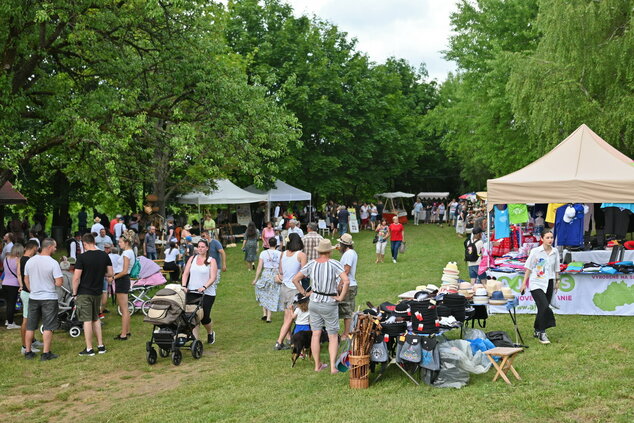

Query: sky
<box><xmin>285</xmin><ymin>0</ymin><xmax>460</xmax><ymax>82</ymax></box>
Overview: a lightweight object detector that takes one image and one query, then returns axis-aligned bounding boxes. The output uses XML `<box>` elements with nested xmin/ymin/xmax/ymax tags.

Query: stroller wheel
<box><xmin>159</xmin><ymin>348</ymin><xmax>170</xmax><ymax>358</ymax></box>
<box><xmin>171</xmin><ymin>349</ymin><xmax>182</xmax><ymax>366</ymax></box>
<box><xmin>147</xmin><ymin>348</ymin><xmax>157</xmax><ymax>365</ymax></box>
<box><xmin>117</xmin><ymin>301</ymin><xmax>135</xmax><ymax>316</ymax></box>
<box><xmin>69</xmin><ymin>326</ymin><xmax>82</xmax><ymax>338</ymax></box>
<box><xmin>191</xmin><ymin>340</ymin><xmax>203</xmax><ymax>359</ymax></box>
<box><xmin>141</xmin><ymin>300</ymin><xmax>152</xmax><ymax>316</ymax></box>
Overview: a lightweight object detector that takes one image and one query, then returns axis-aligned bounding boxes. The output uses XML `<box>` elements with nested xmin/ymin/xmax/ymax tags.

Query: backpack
<box><xmin>486</xmin><ymin>331</ymin><xmax>515</xmax><ymax>348</ymax></box>
<box><xmin>464</xmin><ymin>237</ymin><xmax>479</xmax><ymax>262</ymax></box>
<box><xmin>130</xmin><ymin>252</ymin><xmax>141</xmax><ymax>278</ymax></box>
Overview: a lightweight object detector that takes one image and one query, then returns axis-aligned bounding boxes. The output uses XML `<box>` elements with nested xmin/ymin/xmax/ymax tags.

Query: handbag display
<box><xmin>370</xmin><ymin>339</ymin><xmax>388</xmax><ymax>363</ymax></box>
<box><xmin>399</xmin><ymin>334</ymin><xmax>422</xmax><ymax>363</ymax></box>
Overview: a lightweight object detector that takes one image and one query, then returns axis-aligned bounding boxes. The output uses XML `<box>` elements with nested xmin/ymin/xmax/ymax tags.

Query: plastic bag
<box><xmin>463</xmin><ymin>328</ymin><xmax>487</xmax><ymax>340</ymax></box>
<box><xmin>433</xmin><ymin>340</ymin><xmax>491</xmax><ymax>389</ymax></box>
<box><xmin>399</xmin><ymin>242</ymin><xmax>407</xmax><ymax>254</ymax></box>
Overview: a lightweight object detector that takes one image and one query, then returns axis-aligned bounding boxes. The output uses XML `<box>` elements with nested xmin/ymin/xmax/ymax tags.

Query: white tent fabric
<box><xmin>375</xmin><ymin>191</ymin><xmax>415</xmax><ymax>199</ymax></box>
<box><xmin>178</xmin><ymin>179</ymin><xmax>268</xmax><ymax>205</ymax></box>
<box><xmin>244</xmin><ymin>179</ymin><xmax>311</xmax><ymax>202</ymax></box>
<box><xmin>417</xmin><ymin>192</ymin><xmax>450</xmax><ymax>200</ymax></box>
<box><xmin>487</xmin><ymin>124</ymin><xmax>634</xmax><ymax>208</ymax></box>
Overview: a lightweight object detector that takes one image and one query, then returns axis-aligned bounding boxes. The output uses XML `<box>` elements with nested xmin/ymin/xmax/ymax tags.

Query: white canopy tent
<box><xmin>245</xmin><ymin>179</ymin><xmax>312</xmax><ymax>221</ymax></box>
<box><xmin>375</xmin><ymin>191</ymin><xmax>415</xmax><ymax>223</ymax></box>
<box><xmin>417</xmin><ymin>192</ymin><xmax>450</xmax><ymax>200</ymax></box>
<box><xmin>178</xmin><ymin>179</ymin><xmax>268</xmax><ymax>205</ymax></box>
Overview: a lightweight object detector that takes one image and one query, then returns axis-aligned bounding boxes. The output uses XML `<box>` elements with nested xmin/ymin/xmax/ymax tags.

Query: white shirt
<box><xmin>293</xmin><ymin>307</ymin><xmax>310</xmax><ymax>325</ymax></box>
<box><xmin>187</xmin><ymin>259</ymin><xmax>217</xmax><ymax>296</ymax></box>
<box><xmin>109</xmin><ymin>253</ymin><xmax>123</xmax><ymax>273</ymax></box>
<box><xmin>259</xmin><ymin>249</ymin><xmax>281</xmax><ymax>269</ymax></box>
<box><xmin>1</xmin><ymin>241</ymin><xmax>14</xmax><ymax>261</ymax></box>
<box><xmin>114</xmin><ymin>222</ymin><xmax>127</xmax><ymax>239</ymax></box>
<box><xmin>90</xmin><ymin>222</ymin><xmax>105</xmax><ymax>235</ymax></box>
<box><xmin>340</xmin><ymin>249</ymin><xmax>358</xmax><ymax>287</ymax></box>
<box><xmin>288</xmin><ymin>226</ymin><xmax>304</xmax><ymax>239</ymax></box>
<box><xmin>24</xmin><ymin>255</ymin><xmax>63</xmax><ymax>300</ymax></box>
<box><xmin>121</xmin><ymin>249</ymin><xmax>135</xmax><ymax>274</ymax></box>
<box><xmin>274</xmin><ymin>206</ymin><xmax>281</xmax><ymax>218</ymax></box>
<box><xmin>164</xmin><ymin>248</ymin><xmax>179</xmax><ymax>263</ymax></box>
<box><xmin>281</xmin><ymin>250</ymin><xmax>302</xmax><ymax>289</ymax></box>
<box><xmin>69</xmin><ymin>240</ymin><xmax>85</xmax><ymax>260</ymax></box>
<box><xmin>524</xmin><ymin>245</ymin><xmax>560</xmax><ymax>292</ymax></box>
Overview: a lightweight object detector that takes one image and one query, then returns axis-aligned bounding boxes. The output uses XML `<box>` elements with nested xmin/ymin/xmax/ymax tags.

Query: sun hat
<box><xmin>315</xmin><ymin>238</ymin><xmax>336</xmax><ymax>253</ymax></box>
<box><xmin>444</xmin><ymin>261</ymin><xmax>459</xmax><ymax>272</ymax></box>
<box><xmin>426</xmin><ymin>284</ymin><xmax>439</xmax><ymax>293</ymax></box>
<box><xmin>293</xmin><ymin>293</ymin><xmax>310</xmax><ymax>304</ymax></box>
<box><xmin>337</xmin><ymin>233</ymin><xmax>354</xmax><ymax>246</ymax></box>
<box><xmin>501</xmin><ymin>287</ymin><xmax>515</xmax><ymax>300</ymax></box>
<box><xmin>473</xmin><ymin>283</ymin><xmax>485</xmax><ymax>291</ymax></box>
<box><xmin>489</xmin><ymin>291</ymin><xmax>507</xmax><ymax>305</ymax></box>
<box><xmin>472</xmin><ymin>296</ymin><xmax>489</xmax><ymax>305</ymax></box>
<box><xmin>459</xmin><ymin>281</ymin><xmax>473</xmax><ymax>290</ymax></box>
<box><xmin>94</xmin><ymin>217</ymin><xmax>101</xmax><ymax>223</ymax></box>
<box><xmin>563</xmin><ymin>205</ymin><xmax>577</xmax><ymax>223</ymax></box>
<box><xmin>475</xmin><ymin>288</ymin><xmax>488</xmax><ymax>297</ymax></box>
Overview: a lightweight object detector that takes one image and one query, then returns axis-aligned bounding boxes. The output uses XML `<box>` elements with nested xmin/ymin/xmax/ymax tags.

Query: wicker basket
<box><xmin>349</xmin><ymin>355</ymin><xmax>370</xmax><ymax>389</ymax></box>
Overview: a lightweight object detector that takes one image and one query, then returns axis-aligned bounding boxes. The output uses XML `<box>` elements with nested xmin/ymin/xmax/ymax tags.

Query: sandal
<box><xmin>315</xmin><ymin>363</ymin><xmax>328</xmax><ymax>372</ymax></box>
<box><xmin>113</xmin><ymin>335</ymin><xmax>128</xmax><ymax>340</ymax></box>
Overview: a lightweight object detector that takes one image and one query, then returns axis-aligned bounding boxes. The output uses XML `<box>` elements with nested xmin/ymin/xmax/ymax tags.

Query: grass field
<box><xmin>1</xmin><ymin>224</ymin><xmax>632</xmax><ymax>422</ymax></box>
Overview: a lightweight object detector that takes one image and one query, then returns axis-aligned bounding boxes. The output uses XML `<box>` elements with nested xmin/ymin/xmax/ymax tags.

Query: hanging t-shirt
<box><xmin>494</xmin><ymin>206</ymin><xmax>510</xmax><ymax>239</ymax></box>
<box><xmin>546</xmin><ymin>203</ymin><xmax>566</xmax><ymax>224</ymax></box>
<box><xmin>508</xmin><ymin>204</ymin><xmax>529</xmax><ymax>224</ymax></box>
<box><xmin>554</xmin><ymin>204</ymin><xmax>585</xmax><ymax>246</ymax></box>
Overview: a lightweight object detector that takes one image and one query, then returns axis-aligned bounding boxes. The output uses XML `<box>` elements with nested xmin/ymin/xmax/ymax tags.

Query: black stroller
<box><xmin>40</xmin><ymin>274</ymin><xmax>83</xmax><ymax>337</ymax></box>
<box><xmin>143</xmin><ymin>285</ymin><xmax>204</xmax><ymax>366</ymax></box>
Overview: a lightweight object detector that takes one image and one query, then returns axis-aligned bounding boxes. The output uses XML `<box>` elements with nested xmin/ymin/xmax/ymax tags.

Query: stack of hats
<box><xmin>473</xmin><ymin>287</ymin><xmax>489</xmax><ymax>305</ymax></box>
<box><xmin>441</xmin><ymin>293</ymin><xmax>468</xmax><ymax>322</ymax></box>
<box><xmin>486</xmin><ymin>279</ymin><xmax>502</xmax><ymax>296</ymax></box>
<box><xmin>488</xmin><ymin>291</ymin><xmax>507</xmax><ymax>305</ymax></box>
<box><xmin>441</xmin><ymin>262</ymin><xmax>460</xmax><ymax>292</ymax></box>
<box><xmin>409</xmin><ymin>299</ymin><xmax>439</xmax><ymax>335</ymax></box>
<box><xmin>501</xmin><ymin>287</ymin><xmax>515</xmax><ymax>300</ymax></box>
<box><xmin>458</xmin><ymin>281</ymin><xmax>474</xmax><ymax>299</ymax></box>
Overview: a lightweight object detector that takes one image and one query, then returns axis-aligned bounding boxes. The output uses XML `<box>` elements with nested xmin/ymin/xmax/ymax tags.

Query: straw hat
<box><xmin>473</xmin><ymin>296</ymin><xmax>489</xmax><ymax>305</ymax></box>
<box><xmin>315</xmin><ymin>238</ymin><xmax>336</xmax><ymax>253</ymax></box>
<box><xmin>426</xmin><ymin>284</ymin><xmax>439</xmax><ymax>293</ymax></box>
<box><xmin>501</xmin><ymin>287</ymin><xmax>515</xmax><ymax>300</ymax></box>
<box><xmin>94</xmin><ymin>217</ymin><xmax>101</xmax><ymax>223</ymax></box>
<box><xmin>337</xmin><ymin>233</ymin><xmax>354</xmax><ymax>246</ymax></box>
<box><xmin>459</xmin><ymin>282</ymin><xmax>473</xmax><ymax>290</ymax></box>
<box><xmin>475</xmin><ymin>288</ymin><xmax>488</xmax><ymax>297</ymax></box>
<box><xmin>444</xmin><ymin>262</ymin><xmax>459</xmax><ymax>272</ymax></box>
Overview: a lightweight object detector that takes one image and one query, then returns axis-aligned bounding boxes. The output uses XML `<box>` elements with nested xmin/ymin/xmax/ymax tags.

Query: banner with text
<box><xmin>487</xmin><ymin>271</ymin><xmax>634</xmax><ymax>316</ymax></box>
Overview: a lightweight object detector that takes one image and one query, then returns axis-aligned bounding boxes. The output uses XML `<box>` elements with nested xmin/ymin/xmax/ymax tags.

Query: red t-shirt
<box><xmin>389</xmin><ymin>223</ymin><xmax>404</xmax><ymax>241</ymax></box>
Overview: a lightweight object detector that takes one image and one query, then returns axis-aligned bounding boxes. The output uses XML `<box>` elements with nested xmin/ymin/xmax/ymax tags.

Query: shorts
<box><xmin>27</xmin><ymin>299</ymin><xmax>59</xmax><ymax>331</ymax></box>
<box><xmin>115</xmin><ymin>274</ymin><xmax>131</xmax><ymax>294</ymax></box>
<box><xmin>338</xmin><ymin>285</ymin><xmax>358</xmax><ymax>319</ymax></box>
<box><xmin>20</xmin><ymin>291</ymin><xmax>30</xmax><ymax>319</ymax></box>
<box><xmin>309</xmin><ymin>301</ymin><xmax>339</xmax><ymax>335</ymax></box>
<box><xmin>468</xmin><ymin>265</ymin><xmax>485</xmax><ymax>280</ymax></box>
<box><xmin>76</xmin><ymin>294</ymin><xmax>101</xmax><ymax>322</ymax></box>
<box><xmin>293</xmin><ymin>324</ymin><xmax>310</xmax><ymax>334</ymax></box>
<box><xmin>376</xmin><ymin>240</ymin><xmax>387</xmax><ymax>254</ymax></box>
<box><xmin>103</xmin><ymin>278</ymin><xmax>108</xmax><ymax>293</ymax></box>
<box><xmin>281</xmin><ymin>285</ymin><xmax>299</xmax><ymax>309</ymax></box>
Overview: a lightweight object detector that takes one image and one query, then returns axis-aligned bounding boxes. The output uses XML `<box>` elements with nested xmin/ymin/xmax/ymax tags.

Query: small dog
<box><xmin>291</xmin><ymin>330</ymin><xmax>329</xmax><ymax>367</ymax></box>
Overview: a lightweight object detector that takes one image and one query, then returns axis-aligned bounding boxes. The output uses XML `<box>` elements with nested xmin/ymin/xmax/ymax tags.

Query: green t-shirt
<box><xmin>508</xmin><ymin>204</ymin><xmax>529</xmax><ymax>224</ymax></box>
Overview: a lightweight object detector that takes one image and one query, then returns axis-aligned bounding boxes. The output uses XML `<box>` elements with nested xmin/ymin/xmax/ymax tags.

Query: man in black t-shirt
<box><xmin>72</xmin><ymin>233</ymin><xmax>113</xmax><ymax>356</ymax></box>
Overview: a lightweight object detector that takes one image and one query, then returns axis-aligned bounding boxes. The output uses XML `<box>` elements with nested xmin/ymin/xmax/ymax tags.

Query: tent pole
<box><xmin>309</xmin><ymin>199</ymin><xmax>312</xmax><ymax>223</ymax></box>
<box><xmin>486</xmin><ymin>201</ymin><xmax>491</xmax><ymax>252</ymax></box>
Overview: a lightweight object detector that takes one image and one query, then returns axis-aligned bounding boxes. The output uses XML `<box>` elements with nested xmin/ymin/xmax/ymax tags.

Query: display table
<box><xmin>569</xmin><ymin>250</ymin><xmax>634</xmax><ymax>263</ymax></box>
<box><xmin>487</xmin><ymin>270</ymin><xmax>634</xmax><ymax>316</ymax></box>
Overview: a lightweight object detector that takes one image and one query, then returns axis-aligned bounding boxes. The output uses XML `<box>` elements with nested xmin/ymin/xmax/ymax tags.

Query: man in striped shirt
<box><xmin>293</xmin><ymin>239</ymin><xmax>349</xmax><ymax>373</ymax></box>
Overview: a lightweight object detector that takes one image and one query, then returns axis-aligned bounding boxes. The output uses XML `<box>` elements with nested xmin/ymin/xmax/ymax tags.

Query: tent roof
<box><xmin>0</xmin><ymin>181</ymin><xmax>27</xmax><ymax>204</ymax></box>
<box><xmin>178</xmin><ymin>179</ymin><xmax>268</xmax><ymax>205</ymax></box>
<box><xmin>245</xmin><ymin>179</ymin><xmax>311</xmax><ymax>202</ymax></box>
<box><xmin>375</xmin><ymin>191</ymin><xmax>415</xmax><ymax>199</ymax></box>
<box><xmin>417</xmin><ymin>192</ymin><xmax>449</xmax><ymax>200</ymax></box>
<box><xmin>487</xmin><ymin>124</ymin><xmax>634</xmax><ymax>206</ymax></box>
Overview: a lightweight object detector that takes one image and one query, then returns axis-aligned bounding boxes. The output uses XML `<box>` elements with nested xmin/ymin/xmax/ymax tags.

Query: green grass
<box><xmin>1</xmin><ymin>224</ymin><xmax>633</xmax><ymax>422</ymax></box>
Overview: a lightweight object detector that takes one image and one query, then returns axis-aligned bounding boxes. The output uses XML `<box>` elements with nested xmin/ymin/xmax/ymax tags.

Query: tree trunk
<box><xmin>51</xmin><ymin>171</ymin><xmax>71</xmax><ymax>240</ymax></box>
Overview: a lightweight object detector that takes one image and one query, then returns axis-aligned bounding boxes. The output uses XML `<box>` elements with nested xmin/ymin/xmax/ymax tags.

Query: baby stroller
<box><xmin>40</xmin><ymin>272</ymin><xmax>83</xmax><ymax>337</ymax></box>
<box><xmin>143</xmin><ymin>284</ymin><xmax>204</xmax><ymax>366</ymax></box>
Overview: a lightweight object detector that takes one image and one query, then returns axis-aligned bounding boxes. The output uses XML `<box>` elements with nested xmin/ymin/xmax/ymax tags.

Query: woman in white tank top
<box><xmin>275</xmin><ymin>233</ymin><xmax>307</xmax><ymax>350</ymax></box>
<box><xmin>181</xmin><ymin>240</ymin><xmax>218</xmax><ymax>344</ymax></box>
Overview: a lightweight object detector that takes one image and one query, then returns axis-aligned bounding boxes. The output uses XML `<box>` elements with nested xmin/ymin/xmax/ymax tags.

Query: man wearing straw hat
<box><xmin>292</xmin><ymin>239</ymin><xmax>349</xmax><ymax>373</ymax></box>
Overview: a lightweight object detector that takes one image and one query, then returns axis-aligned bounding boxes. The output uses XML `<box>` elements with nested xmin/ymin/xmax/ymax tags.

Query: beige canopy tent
<box><xmin>487</xmin><ymin>124</ymin><xmax>634</xmax><ymax>209</ymax></box>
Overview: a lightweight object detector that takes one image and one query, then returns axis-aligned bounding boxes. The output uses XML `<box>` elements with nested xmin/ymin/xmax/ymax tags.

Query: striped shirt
<box><xmin>300</xmin><ymin>259</ymin><xmax>344</xmax><ymax>303</ymax></box>
<box><xmin>302</xmin><ymin>231</ymin><xmax>323</xmax><ymax>261</ymax></box>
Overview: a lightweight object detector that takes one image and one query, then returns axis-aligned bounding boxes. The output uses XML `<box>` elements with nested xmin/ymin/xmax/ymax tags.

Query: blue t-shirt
<box><xmin>494</xmin><ymin>207</ymin><xmax>510</xmax><ymax>239</ymax></box>
<box><xmin>208</xmin><ymin>239</ymin><xmax>224</xmax><ymax>269</ymax></box>
<box><xmin>554</xmin><ymin>204</ymin><xmax>584</xmax><ymax>246</ymax></box>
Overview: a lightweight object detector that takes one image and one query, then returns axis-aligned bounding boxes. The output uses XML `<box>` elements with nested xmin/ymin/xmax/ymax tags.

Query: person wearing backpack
<box><xmin>465</xmin><ymin>227</ymin><xmax>484</xmax><ymax>283</ymax></box>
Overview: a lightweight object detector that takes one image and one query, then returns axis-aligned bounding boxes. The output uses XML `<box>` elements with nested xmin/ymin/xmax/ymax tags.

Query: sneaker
<box><xmin>21</xmin><ymin>346</ymin><xmax>40</xmax><ymax>354</ymax></box>
<box><xmin>533</xmin><ymin>330</ymin><xmax>539</xmax><ymax>338</ymax></box>
<box><xmin>4</xmin><ymin>320</ymin><xmax>8</xmax><ymax>326</ymax></box>
<box><xmin>32</xmin><ymin>340</ymin><xmax>44</xmax><ymax>348</ymax></box>
<box><xmin>207</xmin><ymin>331</ymin><xmax>215</xmax><ymax>345</ymax></box>
<box><xmin>274</xmin><ymin>342</ymin><xmax>290</xmax><ymax>350</ymax></box>
<box><xmin>98</xmin><ymin>313</ymin><xmax>105</xmax><ymax>319</ymax></box>
<box><xmin>392</xmin><ymin>259</ymin><xmax>397</xmax><ymax>263</ymax></box>
<box><xmin>40</xmin><ymin>352</ymin><xmax>59</xmax><ymax>361</ymax></box>
<box><xmin>78</xmin><ymin>348</ymin><xmax>95</xmax><ymax>357</ymax></box>
<box><xmin>24</xmin><ymin>351</ymin><xmax>37</xmax><ymax>360</ymax></box>
<box><xmin>6</xmin><ymin>323</ymin><xmax>20</xmax><ymax>329</ymax></box>
<box><xmin>538</xmin><ymin>332</ymin><xmax>551</xmax><ymax>344</ymax></box>
<box><xmin>97</xmin><ymin>345</ymin><xmax>107</xmax><ymax>354</ymax></box>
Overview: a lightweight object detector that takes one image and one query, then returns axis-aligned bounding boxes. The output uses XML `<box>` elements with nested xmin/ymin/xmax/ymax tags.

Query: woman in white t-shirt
<box><xmin>252</xmin><ymin>238</ymin><xmax>283</xmax><ymax>323</ymax></box>
<box><xmin>113</xmin><ymin>234</ymin><xmax>135</xmax><ymax>340</ymax></box>
<box><xmin>181</xmin><ymin>240</ymin><xmax>218</xmax><ymax>344</ymax></box>
<box><xmin>163</xmin><ymin>241</ymin><xmax>181</xmax><ymax>282</ymax></box>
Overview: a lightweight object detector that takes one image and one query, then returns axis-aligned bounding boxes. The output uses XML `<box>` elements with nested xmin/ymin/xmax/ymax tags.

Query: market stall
<box><xmin>417</xmin><ymin>192</ymin><xmax>449</xmax><ymax>200</ymax></box>
<box><xmin>375</xmin><ymin>191</ymin><xmax>415</xmax><ymax>224</ymax></box>
<box><xmin>483</xmin><ymin>125</ymin><xmax>634</xmax><ymax>316</ymax></box>
<box><xmin>244</xmin><ymin>179</ymin><xmax>312</xmax><ymax>222</ymax></box>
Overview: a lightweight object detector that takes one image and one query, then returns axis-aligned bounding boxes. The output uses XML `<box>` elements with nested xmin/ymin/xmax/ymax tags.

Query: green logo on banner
<box><xmin>559</xmin><ymin>274</ymin><xmax>575</xmax><ymax>292</ymax></box>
